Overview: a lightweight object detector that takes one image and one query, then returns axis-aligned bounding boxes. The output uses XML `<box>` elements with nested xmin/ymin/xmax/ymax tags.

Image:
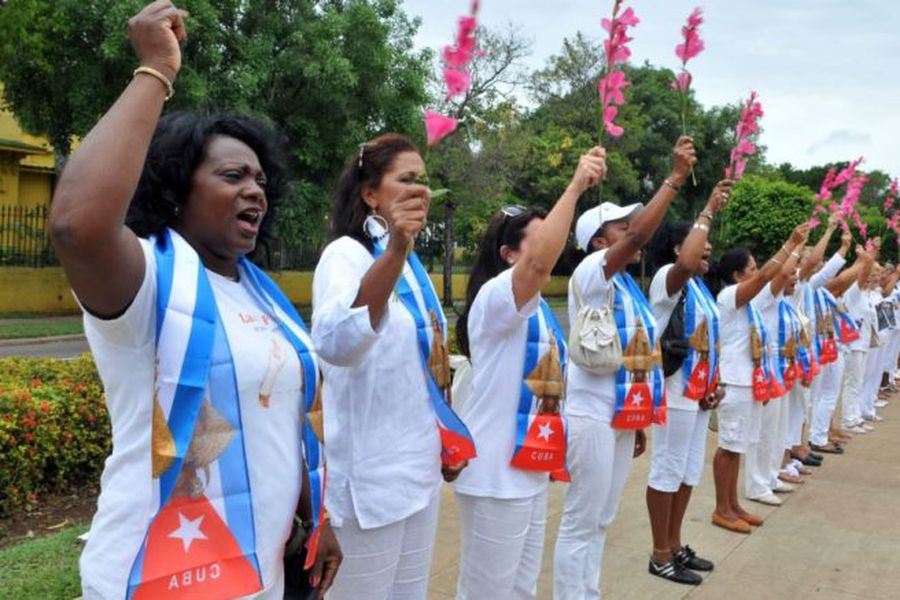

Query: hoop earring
<box><xmin>363</xmin><ymin>211</ymin><xmax>389</xmax><ymax>240</ymax></box>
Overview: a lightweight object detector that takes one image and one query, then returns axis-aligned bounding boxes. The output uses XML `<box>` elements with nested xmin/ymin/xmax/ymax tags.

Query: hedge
<box><xmin>0</xmin><ymin>355</ymin><xmax>109</xmax><ymax>516</ymax></box>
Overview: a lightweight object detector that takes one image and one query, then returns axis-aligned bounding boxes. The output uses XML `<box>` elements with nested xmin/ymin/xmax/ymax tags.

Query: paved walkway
<box><xmin>427</xmin><ymin>391</ymin><xmax>900</xmax><ymax>599</ymax></box>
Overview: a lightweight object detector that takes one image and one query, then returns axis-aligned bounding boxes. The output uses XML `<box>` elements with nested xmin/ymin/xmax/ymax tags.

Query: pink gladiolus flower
<box><xmin>891</xmin><ymin>179</ymin><xmax>899</xmax><ymax>197</ymax></box>
<box><xmin>604</xmin><ymin>105</ymin><xmax>625</xmax><ymax>138</ymax></box>
<box><xmin>424</xmin><ymin>111</ymin><xmax>458</xmax><ymax>147</ymax></box>
<box><xmin>599</xmin><ymin>70</ymin><xmax>630</xmax><ymax>105</ymax></box>
<box><xmin>808</xmin><ymin>217</ymin><xmax>821</xmax><ymax>229</ymax></box>
<box><xmin>865</xmin><ymin>239</ymin><xmax>875</xmax><ymax>252</ymax></box>
<box><xmin>443</xmin><ymin>68</ymin><xmax>471</xmax><ymax>99</ymax></box>
<box><xmin>687</xmin><ymin>7</ymin><xmax>703</xmax><ymax>28</ymax></box>
<box><xmin>724</xmin><ymin>92</ymin><xmax>762</xmax><ymax>180</ymax></box>
<box><xmin>598</xmin><ymin>2</ymin><xmax>639</xmax><ymax>141</ymax></box>
<box><xmin>672</xmin><ymin>72</ymin><xmax>692</xmax><ymax>91</ymax></box>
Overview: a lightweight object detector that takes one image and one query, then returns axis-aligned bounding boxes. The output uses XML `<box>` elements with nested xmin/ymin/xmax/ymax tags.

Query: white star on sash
<box><xmin>537</xmin><ymin>421</ymin><xmax>554</xmax><ymax>441</ymax></box>
<box><xmin>756</xmin><ymin>372</ymin><xmax>765</xmax><ymax>383</ymax></box>
<box><xmin>169</xmin><ymin>513</ymin><xmax>207</xmax><ymax>553</ymax></box>
<box><xmin>697</xmin><ymin>367</ymin><xmax>706</xmax><ymax>379</ymax></box>
<box><xmin>631</xmin><ymin>391</ymin><xmax>644</xmax><ymax>407</ymax></box>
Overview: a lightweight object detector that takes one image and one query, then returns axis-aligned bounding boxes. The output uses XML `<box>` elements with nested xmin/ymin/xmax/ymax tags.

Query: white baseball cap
<box><xmin>575</xmin><ymin>201</ymin><xmax>643</xmax><ymax>251</ymax></box>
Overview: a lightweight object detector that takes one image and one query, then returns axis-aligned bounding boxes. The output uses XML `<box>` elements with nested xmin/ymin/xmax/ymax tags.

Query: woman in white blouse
<box><xmin>312</xmin><ymin>134</ymin><xmax>471</xmax><ymax>598</ymax></box>
<box><xmin>711</xmin><ymin>224</ymin><xmax>808</xmax><ymax>534</ymax></box>
<box><xmin>644</xmin><ymin>178</ymin><xmax>730</xmax><ymax>586</ymax></box>
<box><xmin>452</xmin><ymin>148</ymin><xmax>606</xmax><ymax>598</ymax></box>
<box><xmin>553</xmin><ymin>137</ymin><xmax>697</xmax><ymax>600</ymax></box>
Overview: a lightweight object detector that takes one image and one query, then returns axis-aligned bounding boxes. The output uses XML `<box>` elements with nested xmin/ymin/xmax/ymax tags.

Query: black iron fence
<box><xmin>0</xmin><ymin>204</ymin><xmax>57</xmax><ymax>268</ymax></box>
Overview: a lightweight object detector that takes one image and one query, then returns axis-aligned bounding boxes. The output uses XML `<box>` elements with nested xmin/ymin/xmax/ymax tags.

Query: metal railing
<box><xmin>0</xmin><ymin>204</ymin><xmax>57</xmax><ymax>267</ymax></box>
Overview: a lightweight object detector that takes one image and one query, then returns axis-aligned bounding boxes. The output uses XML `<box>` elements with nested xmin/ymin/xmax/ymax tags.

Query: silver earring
<box><xmin>363</xmin><ymin>210</ymin><xmax>389</xmax><ymax>240</ymax></box>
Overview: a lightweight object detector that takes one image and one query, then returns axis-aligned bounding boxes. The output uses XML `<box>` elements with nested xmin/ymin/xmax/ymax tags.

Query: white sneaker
<box><xmin>845</xmin><ymin>425</ymin><xmax>868</xmax><ymax>434</ymax></box>
<box><xmin>863</xmin><ymin>414</ymin><xmax>884</xmax><ymax>422</ymax></box>
<box><xmin>773</xmin><ymin>481</ymin><xmax>795</xmax><ymax>494</ymax></box>
<box><xmin>861</xmin><ymin>423</ymin><xmax>875</xmax><ymax>432</ymax></box>
<box><xmin>875</xmin><ymin>400</ymin><xmax>889</xmax><ymax>408</ymax></box>
<box><xmin>750</xmin><ymin>493</ymin><xmax>783</xmax><ymax>506</ymax></box>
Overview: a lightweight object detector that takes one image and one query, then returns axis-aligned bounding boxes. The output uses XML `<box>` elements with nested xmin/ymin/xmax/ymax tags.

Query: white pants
<box><xmin>772</xmin><ymin>392</ymin><xmax>791</xmax><ymax>478</ymax></box>
<box><xmin>648</xmin><ymin>407</ymin><xmax>711</xmax><ymax>492</ymax></box>
<box><xmin>328</xmin><ymin>492</ymin><xmax>440</xmax><ymax>600</ymax></box>
<box><xmin>785</xmin><ymin>384</ymin><xmax>807</xmax><ymax>448</ymax></box>
<box><xmin>455</xmin><ymin>489</ymin><xmax>548</xmax><ymax>599</ymax></box>
<box><xmin>840</xmin><ymin>350</ymin><xmax>866</xmax><ymax>427</ymax></box>
<box><xmin>810</xmin><ymin>352</ymin><xmax>845</xmax><ymax>446</ymax></box>
<box><xmin>553</xmin><ymin>414</ymin><xmax>635</xmax><ymax>600</ymax></box>
<box><xmin>862</xmin><ymin>344</ymin><xmax>886</xmax><ymax>418</ymax></box>
<box><xmin>745</xmin><ymin>395</ymin><xmax>782</xmax><ymax>499</ymax></box>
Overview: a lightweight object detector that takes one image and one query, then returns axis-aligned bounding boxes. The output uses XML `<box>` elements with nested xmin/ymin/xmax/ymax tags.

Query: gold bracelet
<box><xmin>133</xmin><ymin>66</ymin><xmax>174</xmax><ymax>101</ymax></box>
<box><xmin>693</xmin><ymin>222</ymin><xmax>710</xmax><ymax>232</ymax></box>
<box><xmin>663</xmin><ymin>178</ymin><xmax>682</xmax><ymax>193</ymax></box>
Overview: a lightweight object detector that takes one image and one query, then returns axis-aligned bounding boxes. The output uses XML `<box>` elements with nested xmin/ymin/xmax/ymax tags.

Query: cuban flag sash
<box><xmin>801</xmin><ymin>284</ymin><xmax>823</xmax><ymax>365</ymax></box>
<box><xmin>127</xmin><ymin>230</ymin><xmax>324</xmax><ymax>599</ymax></box>
<box><xmin>611</xmin><ymin>272</ymin><xmax>665</xmax><ymax>429</ymax></box>
<box><xmin>680</xmin><ymin>277</ymin><xmax>721</xmax><ymax>400</ymax></box>
<box><xmin>510</xmin><ymin>299</ymin><xmax>568</xmax><ymax>473</ymax></box>
<box><xmin>785</xmin><ymin>300</ymin><xmax>814</xmax><ymax>386</ymax></box>
<box><xmin>371</xmin><ymin>240</ymin><xmax>477</xmax><ymax>466</ymax></box>
<box><xmin>777</xmin><ymin>299</ymin><xmax>801</xmax><ymax>392</ymax></box>
<box><xmin>747</xmin><ymin>302</ymin><xmax>774</xmax><ymax>401</ymax></box>
<box><xmin>823</xmin><ymin>289</ymin><xmax>861</xmax><ymax>344</ymax></box>
<box><xmin>239</xmin><ymin>259</ymin><xmax>326</xmax><ymax>570</ymax></box>
<box><xmin>815</xmin><ymin>289</ymin><xmax>839</xmax><ymax>364</ymax></box>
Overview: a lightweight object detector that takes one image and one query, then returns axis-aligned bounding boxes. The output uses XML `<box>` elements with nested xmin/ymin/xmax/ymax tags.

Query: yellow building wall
<box><xmin>0</xmin><ymin>153</ymin><xmax>21</xmax><ymax>205</ymax></box>
<box><xmin>17</xmin><ymin>169</ymin><xmax>53</xmax><ymax>207</ymax></box>
<box><xmin>0</xmin><ymin>268</ymin><xmax>570</xmax><ymax>314</ymax></box>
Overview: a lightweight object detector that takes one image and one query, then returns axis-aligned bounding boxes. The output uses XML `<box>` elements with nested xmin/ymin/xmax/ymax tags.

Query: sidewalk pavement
<box><xmin>427</xmin><ymin>392</ymin><xmax>900</xmax><ymax>599</ymax></box>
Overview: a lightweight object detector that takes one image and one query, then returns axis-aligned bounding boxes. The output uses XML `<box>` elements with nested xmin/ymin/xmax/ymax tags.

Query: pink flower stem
<box><xmin>679</xmin><ymin>63</ymin><xmax>697</xmax><ymax>186</ymax></box>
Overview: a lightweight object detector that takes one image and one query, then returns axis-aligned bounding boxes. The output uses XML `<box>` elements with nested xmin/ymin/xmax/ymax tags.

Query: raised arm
<box><xmin>603</xmin><ymin>136</ymin><xmax>697</xmax><ymax>278</ymax></box>
<box><xmin>882</xmin><ymin>264</ymin><xmax>900</xmax><ymax>297</ymax></box>
<box><xmin>809</xmin><ymin>230</ymin><xmax>851</xmax><ymax>289</ymax></box>
<box><xmin>800</xmin><ymin>213</ymin><xmax>839</xmax><ymax>280</ymax></box>
<box><xmin>770</xmin><ymin>227</ymin><xmax>810</xmax><ymax>296</ymax></box>
<box><xmin>49</xmin><ymin>2</ymin><xmax>188</xmax><ymax>317</ymax></box>
<box><xmin>735</xmin><ymin>223</ymin><xmax>810</xmax><ymax>307</ymax></box>
<box><xmin>826</xmin><ymin>245</ymin><xmax>873</xmax><ymax>297</ymax></box>
<box><xmin>664</xmin><ymin>179</ymin><xmax>733</xmax><ymax>296</ymax></box>
<box><xmin>512</xmin><ymin>148</ymin><xmax>606</xmax><ymax>309</ymax></box>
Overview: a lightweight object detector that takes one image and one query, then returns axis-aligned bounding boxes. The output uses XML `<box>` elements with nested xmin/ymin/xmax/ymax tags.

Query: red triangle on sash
<box><xmin>782</xmin><ymin>362</ymin><xmax>797</xmax><ymax>391</ymax></box>
<box><xmin>821</xmin><ymin>337</ymin><xmax>838</xmax><ymax>364</ymax></box>
<box><xmin>752</xmin><ymin>367</ymin><xmax>770</xmax><ymax>402</ymax></box>
<box><xmin>439</xmin><ymin>426</ymin><xmax>478</xmax><ymax>467</ymax></box>
<box><xmin>684</xmin><ymin>360</ymin><xmax>710</xmax><ymax>400</ymax></box>
<box><xmin>550</xmin><ymin>467</ymin><xmax>571</xmax><ymax>482</ymax></box>
<box><xmin>840</xmin><ymin>320</ymin><xmax>860</xmax><ymax>344</ymax></box>
<box><xmin>612</xmin><ymin>382</ymin><xmax>653</xmax><ymax>430</ymax></box>
<box><xmin>510</xmin><ymin>414</ymin><xmax>567</xmax><ymax>472</ymax></box>
<box><xmin>132</xmin><ymin>494</ymin><xmax>262</xmax><ymax>600</ymax></box>
<box><xmin>768</xmin><ymin>373</ymin><xmax>786</xmax><ymax>399</ymax></box>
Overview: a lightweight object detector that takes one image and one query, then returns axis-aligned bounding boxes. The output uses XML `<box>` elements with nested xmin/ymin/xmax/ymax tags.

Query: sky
<box><xmin>401</xmin><ymin>0</ymin><xmax>900</xmax><ymax>178</ymax></box>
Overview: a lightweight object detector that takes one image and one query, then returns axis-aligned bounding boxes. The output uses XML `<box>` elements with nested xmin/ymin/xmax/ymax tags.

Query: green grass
<box><xmin>0</xmin><ymin>320</ymin><xmax>83</xmax><ymax>340</ymax></box>
<box><xmin>0</xmin><ymin>524</ymin><xmax>86</xmax><ymax>598</ymax></box>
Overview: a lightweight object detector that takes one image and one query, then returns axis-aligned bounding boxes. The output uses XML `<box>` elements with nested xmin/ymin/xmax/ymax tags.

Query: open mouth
<box><xmin>236</xmin><ymin>208</ymin><xmax>263</xmax><ymax>235</ymax></box>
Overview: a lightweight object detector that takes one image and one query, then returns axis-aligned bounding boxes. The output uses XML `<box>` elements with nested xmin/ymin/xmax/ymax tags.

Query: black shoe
<box><xmin>801</xmin><ymin>455</ymin><xmax>823</xmax><ymax>467</ymax></box>
<box><xmin>674</xmin><ymin>545</ymin><xmax>714</xmax><ymax>572</ymax></box>
<box><xmin>648</xmin><ymin>559</ymin><xmax>703</xmax><ymax>585</ymax></box>
<box><xmin>808</xmin><ymin>451</ymin><xmax>824</xmax><ymax>461</ymax></box>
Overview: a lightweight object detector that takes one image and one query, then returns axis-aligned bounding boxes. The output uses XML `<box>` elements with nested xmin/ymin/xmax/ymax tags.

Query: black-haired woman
<box><xmin>553</xmin><ymin>137</ymin><xmax>697</xmax><ymax>600</ymax></box>
<box><xmin>710</xmin><ymin>223</ymin><xmax>808</xmax><ymax>534</ymax></box>
<box><xmin>644</xmin><ymin>179</ymin><xmax>730</xmax><ymax>586</ymax></box>
<box><xmin>452</xmin><ymin>149</ymin><xmax>606</xmax><ymax>598</ymax></box>
<box><xmin>311</xmin><ymin>133</ymin><xmax>471</xmax><ymax>598</ymax></box>
<box><xmin>50</xmin><ymin>3</ymin><xmax>340</xmax><ymax>598</ymax></box>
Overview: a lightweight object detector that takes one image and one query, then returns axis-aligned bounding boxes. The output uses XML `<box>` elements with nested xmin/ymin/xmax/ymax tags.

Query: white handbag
<box><xmin>567</xmin><ymin>276</ymin><xmax>623</xmax><ymax>374</ymax></box>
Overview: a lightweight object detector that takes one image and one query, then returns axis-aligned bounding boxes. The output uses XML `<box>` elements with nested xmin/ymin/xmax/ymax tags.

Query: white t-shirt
<box><xmin>717</xmin><ymin>284</ymin><xmax>755</xmax><ymax>387</ymax></box>
<box><xmin>311</xmin><ymin>236</ymin><xmax>441</xmax><ymax>530</ymax></box>
<box><xmin>649</xmin><ymin>264</ymin><xmax>699</xmax><ymax>412</ymax></box>
<box><xmin>80</xmin><ymin>240</ymin><xmax>304</xmax><ymax>599</ymax></box>
<box><xmin>453</xmin><ymin>268</ymin><xmax>546</xmax><ymax>499</ymax></box>
<box><xmin>842</xmin><ymin>282</ymin><xmax>872</xmax><ymax>351</ymax></box>
<box><xmin>754</xmin><ymin>283</ymin><xmax>781</xmax><ymax>352</ymax></box>
<box><xmin>565</xmin><ymin>249</ymin><xmax>619</xmax><ymax>422</ymax></box>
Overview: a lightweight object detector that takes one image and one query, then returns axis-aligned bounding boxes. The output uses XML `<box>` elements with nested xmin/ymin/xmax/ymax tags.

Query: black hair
<box><xmin>456</xmin><ymin>206</ymin><xmax>548</xmax><ymax>357</ymax></box>
<box><xmin>126</xmin><ymin>113</ymin><xmax>289</xmax><ymax>257</ymax></box>
<box><xmin>647</xmin><ymin>222</ymin><xmax>692</xmax><ymax>270</ymax></box>
<box><xmin>717</xmin><ymin>246</ymin><xmax>754</xmax><ymax>286</ymax></box>
<box><xmin>330</xmin><ymin>133</ymin><xmax>421</xmax><ymax>252</ymax></box>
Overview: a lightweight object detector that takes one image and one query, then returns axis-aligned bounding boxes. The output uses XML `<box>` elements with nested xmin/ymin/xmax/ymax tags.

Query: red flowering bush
<box><xmin>0</xmin><ymin>354</ymin><xmax>109</xmax><ymax>515</ymax></box>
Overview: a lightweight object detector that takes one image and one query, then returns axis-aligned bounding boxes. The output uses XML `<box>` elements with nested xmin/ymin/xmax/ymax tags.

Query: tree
<box><xmin>716</xmin><ymin>175</ymin><xmax>814</xmax><ymax>259</ymax></box>
<box><xmin>0</xmin><ymin>0</ymin><xmax>432</xmax><ymax>264</ymax></box>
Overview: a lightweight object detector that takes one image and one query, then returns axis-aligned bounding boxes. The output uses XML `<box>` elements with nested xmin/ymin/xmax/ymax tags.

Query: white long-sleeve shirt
<box><xmin>311</xmin><ymin>236</ymin><xmax>441</xmax><ymax>529</ymax></box>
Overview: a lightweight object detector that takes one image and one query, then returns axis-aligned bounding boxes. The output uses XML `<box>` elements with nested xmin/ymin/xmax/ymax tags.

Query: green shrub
<box><xmin>0</xmin><ymin>355</ymin><xmax>109</xmax><ymax>516</ymax></box>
